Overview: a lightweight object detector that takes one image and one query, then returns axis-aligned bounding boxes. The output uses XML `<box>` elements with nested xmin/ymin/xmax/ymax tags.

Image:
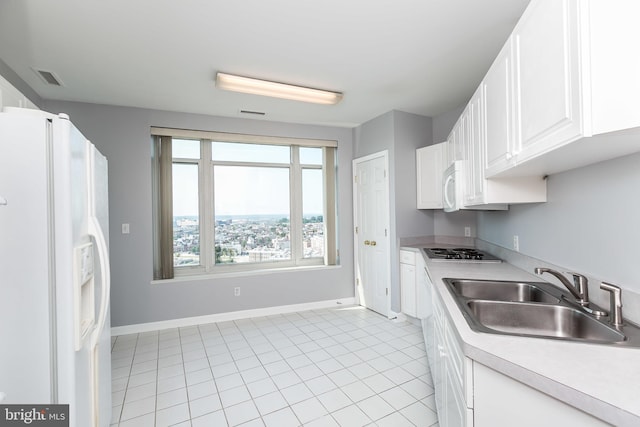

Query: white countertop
<box><xmin>402</xmin><ymin>246</ymin><xmax>640</xmax><ymax>427</ymax></box>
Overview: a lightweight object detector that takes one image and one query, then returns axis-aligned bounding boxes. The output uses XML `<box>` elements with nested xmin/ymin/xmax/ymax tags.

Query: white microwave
<box><xmin>442</xmin><ymin>161</ymin><xmax>465</xmax><ymax>212</ymax></box>
<box><xmin>443</xmin><ymin>161</ymin><xmax>508</xmax><ymax>212</ymax></box>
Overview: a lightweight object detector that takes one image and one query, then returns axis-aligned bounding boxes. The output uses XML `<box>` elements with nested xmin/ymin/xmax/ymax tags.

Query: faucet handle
<box><xmin>566</xmin><ymin>272</ymin><xmax>589</xmax><ymax>301</ymax></box>
<box><xmin>600</xmin><ymin>282</ymin><xmax>623</xmax><ymax>326</ymax></box>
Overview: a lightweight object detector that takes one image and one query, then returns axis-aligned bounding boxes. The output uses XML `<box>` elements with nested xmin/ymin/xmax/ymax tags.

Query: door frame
<box><xmin>352</xmin><ymin>150</ymin><xmax>391</xmax><ymax>318</ymax></box>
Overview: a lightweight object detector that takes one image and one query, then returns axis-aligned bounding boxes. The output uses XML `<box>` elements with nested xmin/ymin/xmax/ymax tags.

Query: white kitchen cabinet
<box><xmin>464</xmin><ymin>90</ymin><xmax>483</xmax><ymax>206</ymax></box>
<box><xmin>512</xmin><ymin>0</ymin><xmax>585</xmax><ymax>166</ymax></box>
<box><xmin>415</xmin><ymin>254</ymin><xmax>430</xmax><ymax>319</ymax></box>
<box><xmin>416</xmin><ymin>142</ymin><xmax>445</xmax><ymax>209</ymax></box>
<box><xmin>400</xmin><ymin>250</ymin><xmax>417</xmax><ymax>318</ymax></box>
<box><xmin>400</xmin><ymin>249</ymin><xmax>430</xmax><ymax>319</ymax></box>
<box><xmin>431</xmin><ymin>287</ymin><xmax>473</xmax><ymax>427</ymax></box>
<box><xmin>0</xmin><ymin>75</ymin><xmax>38</xmax><ymax>110</ymax></box>
<box><xmin>483</xmin><ymin>39</ymin><xmax>517</xmax><ymax>177</ymax></box>
<box><xmin>482</xmin><ymin>0</ymin><xmax>640</xmax><ymax>179</ymax></box>
<box><xmin>473</xmin><ymin>363</ymin><xmax>609</xmax><ymax>427</ymax></box>
<box><xmin>466</xmin><ymin>85</ymin><xmax>546</xmax><ymax>206</ymax></box>
<box><xmin>448</xmin><ymin>116</ymin><xmax>466</xmax><ymax>165</ymax></box>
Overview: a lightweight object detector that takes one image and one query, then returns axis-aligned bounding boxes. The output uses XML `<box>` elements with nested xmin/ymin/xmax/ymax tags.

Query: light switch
<box><xmin>122</xmin><ymin>223</ymin><xmax>130</xmax><ymax>234</ymax></box>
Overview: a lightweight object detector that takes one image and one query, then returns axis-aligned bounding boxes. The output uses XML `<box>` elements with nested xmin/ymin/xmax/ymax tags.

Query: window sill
<box><xmin>151</xmin><ymin>264</ymin><xmax>341</xmax><ymax>285</ymax></box>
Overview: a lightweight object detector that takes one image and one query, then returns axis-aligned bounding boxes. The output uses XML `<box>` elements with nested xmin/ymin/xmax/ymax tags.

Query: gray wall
<box><xmin>478</xmin><ymin>151</ymin><xmax>640</xmax><ymax>294</ymax></box>
<box><xmin>432</xmin><ymin>105</ymin><xmax>465</xmax><ymax>144</ymax></box>
<box><xmin>394</xmin><ymin>111</ymin><xmax>436</xmax><ymax>238</ymax></box>
<box><xmin>354</xmin><ymin>110</ymin><xmax>434</xmax><ymax>312</ymax></box>
<box><xmin>0</xmin><ymin>58</ymin><xmax>43</xmax><ymax>108</ymax></box>
<box><xmin>45</xmin><ymin>101</ymin><xmax>355</xmax><ymax>327</ymax></box>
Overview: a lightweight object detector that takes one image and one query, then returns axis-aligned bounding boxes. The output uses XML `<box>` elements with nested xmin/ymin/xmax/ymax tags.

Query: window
<box><xmin>152</xmin><ymin>128</ymin><xmax>338</xmax><ymax>279</ymax></box>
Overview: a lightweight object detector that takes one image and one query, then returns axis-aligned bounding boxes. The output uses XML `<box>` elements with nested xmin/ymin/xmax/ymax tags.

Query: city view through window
<box><xmin>171</xmin><ymin>139</ymin><xmax>326</xmax><ymax>269</ymax></box>
<box><xmin>173</xmin><ymin>214</ymin><xmax>325</xmax><ymax>267</ymax></box>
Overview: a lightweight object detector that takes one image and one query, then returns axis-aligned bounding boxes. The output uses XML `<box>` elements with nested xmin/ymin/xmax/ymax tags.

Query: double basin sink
<box><xmin>443</xmin><ymin>278</ymin><xmax>640</xmax><ymax>346</ymax></box>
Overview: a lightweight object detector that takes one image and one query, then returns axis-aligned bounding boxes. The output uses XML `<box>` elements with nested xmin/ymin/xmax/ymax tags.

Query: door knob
<box><xmin>370</xmin><ymin>241</ymin><xmax>377</xmax><ymax>246</ymax></box>
<box><xmin>364</xmin><ymin>240</ymin><xmax>371</xmax><ymax>246</ymax></box>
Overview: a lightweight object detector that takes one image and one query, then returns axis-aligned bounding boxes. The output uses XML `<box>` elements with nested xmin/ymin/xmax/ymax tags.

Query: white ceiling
<box><xmin>0</xmin><ymin>0</ymin><xmax>530</xmax><ymax>128</ymax></box>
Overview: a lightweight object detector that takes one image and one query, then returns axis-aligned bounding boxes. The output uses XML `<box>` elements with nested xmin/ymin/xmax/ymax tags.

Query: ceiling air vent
<box><xmin>239</xmin><ymin>109</ymin><xmax>266</xmax><ymax>116</ymax></box>
<box><xmin>33</xmin><ymin>69</ymin><xmax>63</xmax><ymax>86</ymax></box>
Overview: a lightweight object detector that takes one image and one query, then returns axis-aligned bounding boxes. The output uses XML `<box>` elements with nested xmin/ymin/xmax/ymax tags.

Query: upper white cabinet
<box><xmin>468</xmin><ymin>83</ymin><xmax>546</xmax><ymax>206</ymax></box>
<box><xmin>511</xmin><ymin>0</ymin><xmax>585</xmax><ymax>167</ymax></box>
<box><xmin>454</xmin><ymin>80</ymin><xmax>545</xmax><ymax>207</ymax></box>
<box><xmin>483</xmin><ymin>40</ymin><xmax>517</xmax><ymax>177</ymax></box>
<box><xmin>416</xmin><ymin>142</ymin><xmax>446</xmax><ymax>209</ymax></box>
<box><xmin>480</xmin><ymin>0</ymin><xmax>640</xmax><ymax>178</ymax></box>
<box><xmin>0</xmin><ymin>75</ymin><xmax>38</xmax><ymax>111</ymax></box>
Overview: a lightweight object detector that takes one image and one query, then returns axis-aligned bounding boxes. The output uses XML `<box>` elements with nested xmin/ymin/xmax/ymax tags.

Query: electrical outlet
<box><xmin>234</xmin><ymin>287</ymin><xmax>241</xmax><ymax>297</ymax></box>
<box><xmin>513</xmin><ymin>235</ymin><xmax>520</xmax><ymax>252</ymax></box>
<box><xmin>122</xmin><ymin>223</ymin><xmax>130</xmax><ymax>234</ymax></box>
<box><xmin>464</xmin><ymin>226</ymin><xmax>471</xmax><ymax>237</ymax></box>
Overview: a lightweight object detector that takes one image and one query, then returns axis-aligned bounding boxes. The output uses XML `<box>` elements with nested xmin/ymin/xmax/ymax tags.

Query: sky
<box><xmin>172</xmin><ymin>142</ymin><xmax>324</xmax><ymax>217</ymax></box>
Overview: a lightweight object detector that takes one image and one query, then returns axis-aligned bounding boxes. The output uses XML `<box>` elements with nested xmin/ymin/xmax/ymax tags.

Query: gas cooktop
<box><xmin>422</xmin><ymin>247</ymin><xmax>502</xmax><ymax>263</ymax></box>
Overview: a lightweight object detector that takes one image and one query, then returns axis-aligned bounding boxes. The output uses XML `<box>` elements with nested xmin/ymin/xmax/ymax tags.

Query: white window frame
<box><xmin>152</xmin><ymin>127</ymin><xmax>338</xmax><ymax>279</ymax></box>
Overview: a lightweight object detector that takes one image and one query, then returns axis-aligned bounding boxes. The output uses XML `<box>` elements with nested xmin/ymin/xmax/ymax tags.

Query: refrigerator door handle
<box><xmin>88</xmin><ymin>215</ymin><xmax>110</xmax><ymax>348</ymax></box>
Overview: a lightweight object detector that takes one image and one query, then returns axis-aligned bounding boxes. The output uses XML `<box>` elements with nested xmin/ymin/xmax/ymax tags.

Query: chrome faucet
<box><xmin>534</xmin><ymin>267</ymin><xmax>589</xmax><ymax>306</ymax></box>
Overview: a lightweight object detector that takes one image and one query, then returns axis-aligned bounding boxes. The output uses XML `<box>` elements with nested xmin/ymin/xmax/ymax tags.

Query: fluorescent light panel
<box><xmin>216</xmin><ymin>72</ymin><xmax>342</xmax><ymax>105</ymax></box>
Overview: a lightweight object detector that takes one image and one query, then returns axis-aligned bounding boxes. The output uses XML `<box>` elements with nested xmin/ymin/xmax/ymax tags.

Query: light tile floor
<box><xmin>110</xmin><ymin>306</ymin><xmax>439</xmax><ymax>427</ymax></box>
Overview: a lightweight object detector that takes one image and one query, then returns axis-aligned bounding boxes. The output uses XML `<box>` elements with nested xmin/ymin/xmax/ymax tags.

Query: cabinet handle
<box><xmin>364</xmin><ymin>240</ymin><xmax>371</xmax><ymax>246</ymax></box>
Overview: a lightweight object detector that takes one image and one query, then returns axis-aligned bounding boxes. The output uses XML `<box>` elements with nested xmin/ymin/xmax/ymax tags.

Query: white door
<box><xmin>353</xmin><ymin>152</ymin><xmax>390</xmax><ymax>317</ymax></box>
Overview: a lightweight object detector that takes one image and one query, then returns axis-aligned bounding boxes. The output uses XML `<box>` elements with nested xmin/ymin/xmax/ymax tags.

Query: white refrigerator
<box><xmin>0</xmin><ymin>107</ymin><xmax>111</xmax><ymax>427</ymax></box>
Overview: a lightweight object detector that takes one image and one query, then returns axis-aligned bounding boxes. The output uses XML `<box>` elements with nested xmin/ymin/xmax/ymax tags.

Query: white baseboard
<box><xmin>111</xmin><ymin>297</ymin><xmax>357</xmax><ymax>336</ymax></box>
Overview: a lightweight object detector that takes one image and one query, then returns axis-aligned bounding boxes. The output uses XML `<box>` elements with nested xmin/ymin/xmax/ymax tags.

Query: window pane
<box><xmin>302</xmin><ymin>168</ymin><xmax>324</xmax><ymax>258</ymax></box>
<box><xmin>172</xmin><ymin>138</ymin><xmax>200</xmax><ymax>159</ymax></box>
<box><xmin>212</xmin><ymin>142</ymin><xmax>290</xmax><ymax>163</ymax></box>
<box><xmin>300</xmin><ymin>147</ymin><xmax>323</xmax><ymax>165</ymax></box>
<box><xmin>214</xmin><ymin>165</ymin><xmax>290</xmax><ymax>264</ymax></box>
<box><xmin>173</xmin><ymin>163</ymin><xmax>200</xmax><ymax>266</ymax></box>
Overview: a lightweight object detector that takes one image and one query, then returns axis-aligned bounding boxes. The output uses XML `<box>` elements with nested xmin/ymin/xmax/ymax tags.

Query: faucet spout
<box><xmin>534</xmin><ymin>267</ymin><xmax>588</xmax><ymax>305</ymax></box>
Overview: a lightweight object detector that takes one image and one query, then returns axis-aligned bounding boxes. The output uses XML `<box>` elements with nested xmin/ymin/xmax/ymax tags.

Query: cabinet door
<box><xmin>433</xmin><ymin>324</ymin><xmax>446</xmax><ymax>424</ymax></box>
<box><xmin>466</xmin><ymin>87</ymin><xmax>485</xmax><ymax>205</ymax></box>
<box><xmin>474</xmin><ymin>363</ymin><xmax>608</xmax><ymax>427</ymax></box>
<box><xmin>415</xmin><ymin>256</ymin><xmax>431</xmax><ymax>319</ymax></box>
<box><xmin>400</xmin><ymin>263</ymin><xmax>417</xmax><ymax>317</ymax></box>
<box><xmin>416</xmin><ymin>143</ymin><xmax>444</xmax><ymax>209</ymax></box>
<box><xmin>449</xmin><ymin>117</ymin><xmax>466</xmax><ymax>164</ymax></box>
<box><xmin>484</xmin><ymin>39</ymin><xmax>517</xmax><ymax>177</ymax></box>
<box><xmin>514</xmin><ymin>0</ymin><xmax>584</xmax><ymax>164</ymax></box>
<box><xmin>444</xmin><ymin>367</ymin><xmax>473</xmax><ymax>427</ymax></box>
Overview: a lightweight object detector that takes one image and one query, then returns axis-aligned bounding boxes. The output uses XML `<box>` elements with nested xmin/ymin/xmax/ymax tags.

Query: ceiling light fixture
<box><xmin>216</xmin><ymin>72</ymin><xmax>343</xmax><ymax>105</ymax></box>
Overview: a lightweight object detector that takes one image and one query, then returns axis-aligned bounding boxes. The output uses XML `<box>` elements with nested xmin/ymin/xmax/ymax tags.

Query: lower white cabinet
<box><xmin>473</xmin><ymin>363</ymin><xmax>609</xmax><ymax>427</ymax></box>
<box><xmin>400</xmin><ymin>249</ymin><xmax>430</xmax><ymax>319</ymax></box>
<box><xmin>431</xmin><ymin>286</ymin><xmax>473</xmax><ymax>427</ymax></box>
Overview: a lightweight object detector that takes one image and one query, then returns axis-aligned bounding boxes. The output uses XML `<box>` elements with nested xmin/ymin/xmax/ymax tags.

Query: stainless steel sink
<box><xmin>466</xmin><ymin>300</ymin><xmax>626</xmax><ymax>343</ymax></box>
<box><xmin>442</xmin><ymin>277</ymin><xmax>640</xmax><ymax>346</ymax></box>
<box><xmin>448</xmin><ymin>279</ymin><xmax>560</xmax><ymax>303</ymax></box>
